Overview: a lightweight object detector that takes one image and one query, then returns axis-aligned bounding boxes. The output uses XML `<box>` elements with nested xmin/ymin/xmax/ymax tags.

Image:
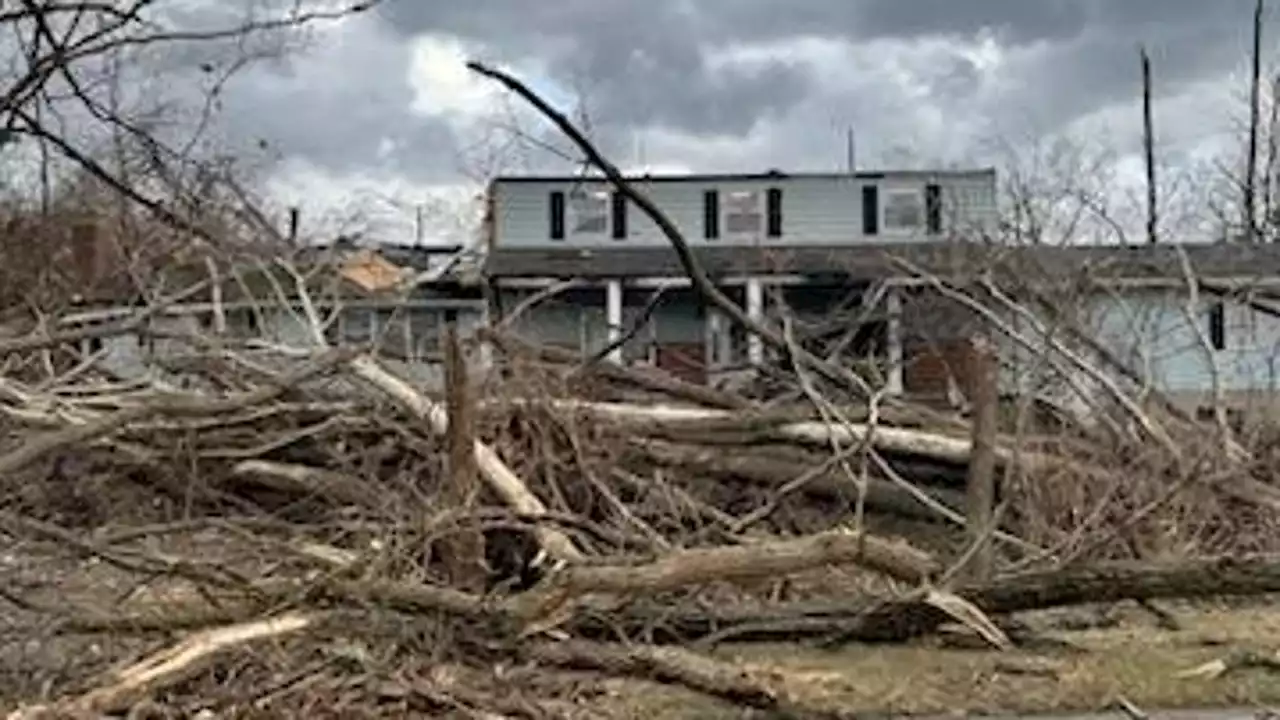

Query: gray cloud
<box><xmin>703</xmin><ymin>0</ymin><xmax>1091</xmax><ymax>44</ymax></box>
<box><xmin>140</xmin><ymin>9</ymin><xmax>472</xmax><ymax>186</ymax></box>
<box><xmin>115</xmin><ymin>0</ymin><xmax>1274</xmax><ymax>194</ymax></box>
<box><xmin>381</xmin><ymin>0</ymin><xmax>813</xmax><ymax>136</ymax></box>
<box><xmin>368</xmin><ymin>1</ymin><xmax>1267</xmax><ymax>160</ymax></box>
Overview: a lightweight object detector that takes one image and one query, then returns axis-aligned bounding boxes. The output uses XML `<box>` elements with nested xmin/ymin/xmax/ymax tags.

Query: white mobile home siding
<box><xmin>490</xmin><ymin>172</ymin><xmax>997</xmax><ymax>249</ymax></box>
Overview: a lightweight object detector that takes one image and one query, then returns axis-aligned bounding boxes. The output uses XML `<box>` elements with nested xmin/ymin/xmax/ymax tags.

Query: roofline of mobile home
<box><xmin>488</xmin><ymin>168</ymin><xmax>998</xmax><ymax>185</ymax></box>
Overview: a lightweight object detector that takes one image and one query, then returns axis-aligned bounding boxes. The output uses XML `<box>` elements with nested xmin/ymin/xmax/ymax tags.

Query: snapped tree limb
<box><xmin>349</xmin><ymin>354</ymin><xmax>585</xmax><ymax>564</ymax></box>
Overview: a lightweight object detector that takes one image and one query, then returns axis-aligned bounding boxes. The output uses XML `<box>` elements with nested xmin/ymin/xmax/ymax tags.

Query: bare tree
<box><xmin>0</xmin><ymin>0</ymin><xmax>382</xmax><ymax>316</ymax></box>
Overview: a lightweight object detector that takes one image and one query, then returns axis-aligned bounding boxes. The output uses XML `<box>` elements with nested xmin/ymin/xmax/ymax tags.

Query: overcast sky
<box><xmin>200</xmin><ymin>0</ymin><xmax>1271</xmax><ymax>243</ymax></box>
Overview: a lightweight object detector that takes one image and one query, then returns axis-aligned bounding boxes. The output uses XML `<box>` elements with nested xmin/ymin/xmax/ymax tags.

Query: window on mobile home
<box><xmin>883</xmin><ymin>188</ymin><xmax>923</xmax><ymax>231</ymax></box>
<box><xmin>766</xmin><ymin>187</ymin><xmax>783</xmax><ymax>237</ymax></box>
<box><xmin>725</xmin><ymin>190</ymin><xmax>762</xmax><ymax>234</ymax></box>
<box><xmin>569</xmin><ymin>189</ymin><xmax>609</xmax><ymax>235</ymax></box>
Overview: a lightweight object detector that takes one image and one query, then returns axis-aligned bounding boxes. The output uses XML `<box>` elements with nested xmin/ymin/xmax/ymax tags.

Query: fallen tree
<box><xmin>586</xmin><ymin>553</ymin><xmax>1280</xmax><ymax>645</ymax></box>
<box><xmin>545</xmin><ymin>398</ymin><xmax>1071</xmax><ymax>473</ymax></box>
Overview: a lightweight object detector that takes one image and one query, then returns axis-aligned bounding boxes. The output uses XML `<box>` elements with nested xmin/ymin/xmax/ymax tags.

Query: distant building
<box><xmin>62</xmin><ymin>245</ymin><xmax>487</xmax><ymax>390</ymax></box>
<box><xmin>479</xmin><ymin>167</ymin><xmax>1280</xmax><ymax>421</ymax></box>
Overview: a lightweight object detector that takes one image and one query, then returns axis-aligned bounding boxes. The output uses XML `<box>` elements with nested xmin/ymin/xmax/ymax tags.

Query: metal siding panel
<box><xmin>492</xmin><ymin>172</ymin><xmax>998</xmax><ymax>250</ymax></box>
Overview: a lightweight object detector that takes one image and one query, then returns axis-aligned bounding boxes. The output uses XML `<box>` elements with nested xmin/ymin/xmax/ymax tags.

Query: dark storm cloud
<box><xmin>376</xmin><ymin>0</ymin><xmax>1266</xmax><ymax>142</ymax></box>
<box><xmin>705</xmin><ymin>0</ymin><xmax>1091</xmax><ymax>44</ymax></box>
<box><xmin>177</xmin><ymin>12</ymin><xmax>469</xmax><ymax>185</ymax></box>
<box><xmin>120</xmin><ymin>0</ymin><xmax>1274</xmax><ymax>188</ymax></box>
<box><xmin>381</xmin><ymin>0</ymin><xmax>813</xmax><ymax>136</ymax></box>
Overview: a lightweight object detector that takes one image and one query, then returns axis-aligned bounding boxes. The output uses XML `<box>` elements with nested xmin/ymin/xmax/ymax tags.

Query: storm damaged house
<box><xmin>479</xmin><ymin>168</ymin><xmax>1280</xmax><ymax>420</ymax></box>
<box><xmin>479</xmin><ymin>168</ymin><xmax>1000</xmax><ymax>392</ymax></box>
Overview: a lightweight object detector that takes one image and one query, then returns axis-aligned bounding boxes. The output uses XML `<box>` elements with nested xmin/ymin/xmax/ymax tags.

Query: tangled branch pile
<box><xmin>1</xmin><ymin>296</ymin><xmax>1280</xmax><ymax>719</ymax></box>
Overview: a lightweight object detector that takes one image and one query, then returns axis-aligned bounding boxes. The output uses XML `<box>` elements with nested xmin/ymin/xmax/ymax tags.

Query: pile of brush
<box><xmin>1</xmin><ymin>316</ymin><xmax>1279</xmax><ymax>719</ymax></box>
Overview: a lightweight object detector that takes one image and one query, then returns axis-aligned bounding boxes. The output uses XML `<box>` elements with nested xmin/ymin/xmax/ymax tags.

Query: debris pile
<box><xmin>2</xmin><ymin>305</ymin><xmax>1280</xmax><ymax>719</ymax></box>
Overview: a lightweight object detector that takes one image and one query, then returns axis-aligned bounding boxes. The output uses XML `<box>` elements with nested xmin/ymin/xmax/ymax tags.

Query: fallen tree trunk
<box><xmin>34</xmin><ymin>530</ymin><xmax>940</xmax><ymax>642</ymax></box>
<box><xmin>631</xmin><ymin>440</ymin><xmax>965</xmax><ymax>522</ymax></box>
<box><xmin>549</xmin><ymin>399</ymin><xmax>1057</xmax><ymax>471</ymax></box>
<box><xmin>229</xmin><ymin>460</ymin><xmax>375</xmax><ymax>509</ymax></box>
<box><xmin>9</xmin><ymin>612</ymin><xmax>320</xmax><ymax>717</ymax></box>
<box><xmin>509</xmin><ymin>529</ymin><xmax>939</xmax><ymax>635</ymax></box>
<box><xmin>589</xmin><ymin>553</ymin><xmax>1280</xmax><ymax>645</ymax></box>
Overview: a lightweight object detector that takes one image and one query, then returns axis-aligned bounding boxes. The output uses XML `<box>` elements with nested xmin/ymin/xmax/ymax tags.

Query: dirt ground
<box><xmin>3</xmin><ymin>545</ymin><xmax>1280</xmax><ymax>717</ymax></box>
<box><xmin>591</xmin><ymin>601</ymin><xmax>1280</xmax><ymax>718</ymax></box>
<box><xmin>4</xmin><ymin>535</ymin><xmax>1280</xmax><ymax>718</ymax></box>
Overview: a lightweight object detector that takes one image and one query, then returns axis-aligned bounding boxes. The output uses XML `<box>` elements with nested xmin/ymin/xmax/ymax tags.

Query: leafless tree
<box><xmin>0</xmin><ymin>0</ymin><xmax>383</xmax><ymax>316</ymax></box>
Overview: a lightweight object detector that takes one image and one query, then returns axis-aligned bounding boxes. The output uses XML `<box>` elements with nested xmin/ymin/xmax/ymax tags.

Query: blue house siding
<box><xmin>992</xmin><ymin>287</ymin><xmax>1280</xmax><ymax>421</ymax></box>
<box><xmin>1089</xmin><ymin>289</ymin><xmax>1280</xmax><ymax>397</ymax></box>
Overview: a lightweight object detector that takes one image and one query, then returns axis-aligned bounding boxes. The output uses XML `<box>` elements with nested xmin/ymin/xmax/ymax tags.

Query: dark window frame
<box><xmin>549</xmin><ymin>190</ymin><xmax>566</xmax><ymax>240</ymax></box>
<box><xmin>1209</xmin><ymin>301</ymin><xmax>1226</xmax><ymax>350</ymax></box>
<box><xmin>765</xmin><ymin>187</ymin><xmax>783</xmax><ymax>238</ymax></box>
<box><xmin>703</xmin><ymin>189</ymin><xmax>720</xmax><ymax>240</ymax></box>
<box><xmin>861</xmin><ymin>185</ymin><xmax>879</xmax><ymax>236</ymax></box>
<box><xmin>610</xmin><ymin>191</ymin><xmax>627</xmax><ymax>240</ymax></box>
<box><xmin>925</xmin><ymin>183</ymin><xmax>942</xmax><ymax>234</ymax></box>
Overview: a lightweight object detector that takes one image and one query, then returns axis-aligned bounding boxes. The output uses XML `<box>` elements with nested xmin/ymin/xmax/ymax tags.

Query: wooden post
<box><xmin>964</xmin><ymin>334</ymin><xmax>998</xmax><ymax>583</ymax></box>
<box><xmin>441</xmin><ymin>319</ymin><xmax>485</xmax><ymax>591</ymax></box>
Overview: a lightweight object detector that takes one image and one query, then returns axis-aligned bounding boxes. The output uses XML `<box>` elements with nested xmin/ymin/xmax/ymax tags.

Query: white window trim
<box><xmin>568</xmin><ymin>188</ymin><xmax>610</xmax><ymax>237</ymax></box>
<box><xmin>723</xmin><ymin>189</ymin><xmax>764</xmax><ymax>236</ymax></box>
<box><xmin>882</xmin><ymin>187</ymin><xmax>925</xmax><ymax>235</ymax></box>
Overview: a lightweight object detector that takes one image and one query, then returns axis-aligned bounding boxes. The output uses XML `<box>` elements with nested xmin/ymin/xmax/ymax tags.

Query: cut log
<box><xmin>587</xmin><ymin>554</ymin><xmax>1280</xmax><ymax>645</ymax></box>
<box><xmin>547</xmin><ymin>399</ymin><xmax>1059</xmax><ymax>471</ymax></box>
<box><xmin>509</xmin><ymin>528</ymin><xmax>938</xmax><ymax>635</ymax></box>
<box><xmin>631</xmin><ymin>440</ymin><xmax>965</xmax><ymax>522</ymax></box>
